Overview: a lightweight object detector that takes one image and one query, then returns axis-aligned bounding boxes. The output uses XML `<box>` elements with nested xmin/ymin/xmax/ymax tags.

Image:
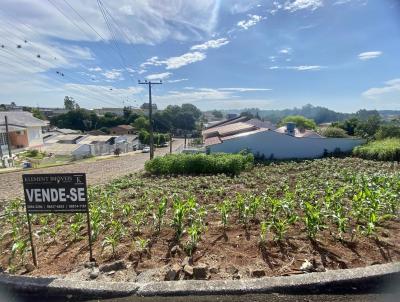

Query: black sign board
<box><xmin>22</xmin><ymin>173</ymin><xmax>88</xmax><ymax>213</ymax></box>
<box><xmin>22</xmin><ymin>173</ymin><xmax>94</xmax><ymax>267</ymax></box>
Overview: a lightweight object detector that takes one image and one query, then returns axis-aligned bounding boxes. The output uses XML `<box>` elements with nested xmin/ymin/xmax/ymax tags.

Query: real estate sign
<box><xmin>22</xmin><ymin>173</ymin><xmax>88</xmax><ymax>213</ymax></box>
<box><xmin>22</xmin><ymin>173</ymin><xmax>93</xmax><ymax>266</ymax></box>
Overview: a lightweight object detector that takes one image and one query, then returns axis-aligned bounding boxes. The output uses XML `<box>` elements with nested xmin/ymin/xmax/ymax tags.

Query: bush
<box><xmin>353</xmin><ymin>138</ymin><xmax>400</xmax><ymax>161</ymax></box>
<box><xmin>375</xmin><ymin>124</ymin><xmax>400</xmax><ymax>140</ymax></box>
<box><xmin>279</xmin><ymin>115</ymin><xmax>316</xmax><ymax>130</ymax></box>
<box><xmin>320</xmin><ymin>127</ymin><xmax>348</xmax><ymax>138</ymax></box>
<box><xmin>145</xmin><ymin>153</ymin><xmax>254</xmax><ymax>175</ymax></box>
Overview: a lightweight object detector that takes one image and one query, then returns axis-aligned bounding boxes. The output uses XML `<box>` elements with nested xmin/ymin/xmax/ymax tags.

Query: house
<box><xmin>86</xmin><ymin>129</ymin><xmax>106</xmax><ymax>136</ymax></box>
<box><xmin>0</xmin><ymin>111</ymin><xmax>47</xmax><ymax>154</ymax></box>
<box><xmin>93</xmin><ymin>107</ymin><xmax>124</xmax><ymax>116</ymax></box>
<box><xmin>41</xmin><ymin>143</ymin><xmax>91</xmax><ymax>158</ymax></box>
<box><xmin>51</xmin><ymin>128</ymin><xmax>81</xmax><ymax>135</ymax></box>
<box><xmin>45</xmin><ymin>134</ymin><xmax>85</xmax><ymax>144</ymax></box>
<box><xmin>204</xmin><ymin>120</ymin><xmax>363</xmax><ymax>159</ymax></box>
<box><xmin>110</xmin><ymin>125</ymin><xmax>135</xmax><ymax>135</ymax></box>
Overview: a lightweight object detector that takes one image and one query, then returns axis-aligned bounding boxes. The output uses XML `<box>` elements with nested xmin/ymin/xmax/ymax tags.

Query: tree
<box><xmin>133</xmin><ymin>116</ymin><xmax>150</xmax><ymax>131</ymax></box>
<box><xmin>280</xmin><ymin>115</ymin><xmax>317</xmax><ymax>130</ymax></box>
<box><xmin>64</xmin><ymin>96</ymin><xmax>79</xmax><ymax>111</ymax></box>
<box><xmin>181</xmin><ymin>103</ymin><xmax>202</xmax><ymax>119</ymax></box>
<box><xmin>211</xmin><ymin>110</ymin><xmax>223</xmax><ymax>118</ymax></box>
<box><xmin>31</xmin><ymin>108</ymin><xmax>46</xmax><ymax>120</ymax></box>
<box><xmin>138</xmin><ymin>129</ymin><xmax>149</xmax><ymax>144</ymax></box>
<box><xmin>240</xmin><ymin>111</ymin><xmax>254</xmax><ymax>119</ymax></box>
<box><xmin>375</xmin><ymin>123</ymin><xmax>400</xmax><ymax>140</ymax></box>
<box><xmin>320</xmin><ymin>127</ymin><xmax>348</xmax><ymax>138</ymax></box>
<box><xmin>354</xmin><ymin>115</ymin><xmax>381</xmax><ymax>139</ymax></box>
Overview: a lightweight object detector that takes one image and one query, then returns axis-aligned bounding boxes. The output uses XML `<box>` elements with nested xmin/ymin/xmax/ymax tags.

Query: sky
<box><xmin>0</xmin><ymin>0</ymin><xmax>399</xmax><ymax>112</ymax></box>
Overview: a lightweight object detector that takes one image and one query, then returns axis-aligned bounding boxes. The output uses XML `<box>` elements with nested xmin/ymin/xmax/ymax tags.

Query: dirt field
<box><xmin>0</xmin><ymin>140</ymin><xmax>183</xmax><ymax>203</ymax></box>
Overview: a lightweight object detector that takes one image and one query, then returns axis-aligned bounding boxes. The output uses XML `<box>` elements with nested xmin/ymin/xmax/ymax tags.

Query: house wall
<box><xmin>9</xmin><ymin>131</ymin><xmax>28</xmax><ymax>148</ymax></box>
<box><xmin>72</xmin><ymin>144</ymin><xmax>91</xmax><ymax>158</ymax></box>
<box><xmin>208</xmin><ymin>130</ymin><xmax>364</xmax><ymax>159</ymax></box>
<box><xmin>26</xmin><ymin>126</ymin><xmax>44</xmax><ymax>147</ymax></box>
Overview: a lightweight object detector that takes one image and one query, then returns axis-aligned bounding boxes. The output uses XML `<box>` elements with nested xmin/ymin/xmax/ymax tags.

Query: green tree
<box><xmin>280</xmin><ymin>115</ymin><xmax>316</xmax><ymax>130</ymax></box>
<box><xmin>133</xmin><ymin>116</ymin><xmax>150</xmax><ymax>131</ymax></box>
<box><xmin>211</xmin><ymin>110</ymin><xmax>223</xmax><ymax>118</ymax></box>
<box><xmin>64</xmin><ymin>96</ymin><xmax>79</xmax><ymax>111</ymax></box>
<box><xmin>31</xmin><ymin>108</ymin><xmax>46</xmax><ymax>120</ymax></box>
<box><xmin>375</xmin><ymin>123</ymin><xmax>400</xmax><ymax>140</ymax></box>
<box><xmin>320</xmin><ymin>127</ymin><xmax>348</xmax><ymax>138</ymax></box>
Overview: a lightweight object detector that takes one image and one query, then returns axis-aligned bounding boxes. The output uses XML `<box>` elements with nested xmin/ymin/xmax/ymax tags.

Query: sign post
<box><xmin>22</xmin><ymin>173</ymin><xmax>94</xmax><ymax>266</ymax></box>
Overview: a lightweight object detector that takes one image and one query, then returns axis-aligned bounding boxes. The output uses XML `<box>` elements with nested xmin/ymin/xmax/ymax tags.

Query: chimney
<box><xmin>286</xmin><ymin>122</ymin><xmax>296</xmax><ymax>136</ymax></box>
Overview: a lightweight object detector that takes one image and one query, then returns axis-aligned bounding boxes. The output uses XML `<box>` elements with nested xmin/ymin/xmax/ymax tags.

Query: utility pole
<box><xmin>138</xmin><ymin>80</ymin><xmax>162</xmax><ymax>160</ymax></box>
<box><xmin>5</xmin><ymin>116</ymin><xmax>12</xmax><ymax>158</ymax></box>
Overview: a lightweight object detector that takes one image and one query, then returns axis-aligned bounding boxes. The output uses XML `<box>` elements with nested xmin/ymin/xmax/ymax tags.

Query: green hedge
<box><xmin>353</xmin><ymin>138</ymin><xmax>400</xmax><ymax>161</ymax></box>
<box><xmin>145</xmin><ymin>153</ymin><xmax>254</xmax><ymax>175</ymax></box>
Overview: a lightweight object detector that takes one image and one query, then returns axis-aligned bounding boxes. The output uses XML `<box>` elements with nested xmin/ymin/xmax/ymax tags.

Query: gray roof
<box><xmin>0</xmin><ymin>111</ymin><xmax>47</xmax><ymax>127</ymax></box>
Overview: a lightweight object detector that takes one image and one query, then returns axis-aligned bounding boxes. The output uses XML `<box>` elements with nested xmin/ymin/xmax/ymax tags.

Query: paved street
<box><xmin>0</xmin><ymin>139</ymin><xmax>183</xmax><ymax>203</ymax></box>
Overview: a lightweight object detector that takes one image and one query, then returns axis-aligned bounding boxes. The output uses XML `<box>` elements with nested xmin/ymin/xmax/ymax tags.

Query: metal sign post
<box><xmin>22</xmin><ymin>173</ymin><xmax>94</xmax><ymax>266</ymax></box>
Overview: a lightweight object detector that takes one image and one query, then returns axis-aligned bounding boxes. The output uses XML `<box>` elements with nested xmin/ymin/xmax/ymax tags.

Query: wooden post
<box><xmin>26</xmin><ymin>212</ymin><xmax>37</xmax><ymax>267</ymax></box>
<box><xmin>86</xmin><ymin>209</ymin><xmax>94</xmax><ymax>262</ymax></box>
<box><xmin>169</xmin><ymin>133</ymin><xmax>172</xmax><ymax>154</ymax></box>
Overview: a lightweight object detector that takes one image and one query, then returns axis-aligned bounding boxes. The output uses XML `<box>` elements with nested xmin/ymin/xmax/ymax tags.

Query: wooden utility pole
<box><xmin>5</xmin><ymin>116</ymin><xmax>12</xmax><ymax>158</ymax></box>
<box><xmin>138</xmin><ymin>80</ymin><xmax>162</xmax><ymax>159</ymax></box>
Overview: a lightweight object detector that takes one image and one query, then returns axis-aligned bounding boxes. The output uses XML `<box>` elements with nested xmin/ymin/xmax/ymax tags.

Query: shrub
<box><xmin>145</xmin><ymin>153</ymin><xmax>254</xmax><ymax>175</ymax></box>
<box><xmin>320</xmin><ymin>127</ymin><xmax>348</xmax><ymax>138</ymax></box>
<box><xmin>279</xmin><ymin>115</ymin><xmax>316</xmax><ymax>130</ymax></box>
<box><xmin>353</xmin><ymin>138</ymin><xmax>400</xmax><ymax>161</ymax></box>
<box><xmin>375</xmin><ymin>124</ymin><xmax>400</xmax><ymax>140</ymax></box>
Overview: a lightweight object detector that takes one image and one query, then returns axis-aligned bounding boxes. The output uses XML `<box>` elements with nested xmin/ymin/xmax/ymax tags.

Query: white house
<box><xmin>204</xmin><ymin>120</ymin><xmax>364</xmax><ymax>159</ymax></box>
<box><xmin>0</xmin><ymin>111</ymin><xmax>47</xmax><ymax>154</ymax></box>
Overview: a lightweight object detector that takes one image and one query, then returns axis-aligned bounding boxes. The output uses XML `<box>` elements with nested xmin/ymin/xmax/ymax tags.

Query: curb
<box><xmin>0</xmin><ymin>262</ymin><xmax>399</xmax><ymax>300</ymax></box>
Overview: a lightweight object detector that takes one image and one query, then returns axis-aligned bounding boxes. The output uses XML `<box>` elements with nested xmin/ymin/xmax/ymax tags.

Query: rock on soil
<box><xmin>89</xmin><ymin>267</ymin><xmax>100</xmax><ymax>279</ymax></box>
<box><xmin>193</xmin><ymin>263</ymin><xmax>208</xmax><ymax>280</ymax></box>
<box><xmin>183</xmin><ymin>264</ymin><xmax>194</xmax><ymax>277</ymax></box>
<box><xmin>226</xmin><ymin>265</ymin><xmax>239</xmax><ymax>275</ymax></box>
<box><xmin>99</xmin><ymin>260</ymin><xmax>127</xmax><ymax>273</ymax></box>
<box><xmin>136</xmin><ymin>267</ymin><xmax>164</xmax><ymax>283</ymax></box>
<box><xmin>250</xmin><ymin>269</ymin><xmax>266</xmax><ymax>278</ymax></box>
<box><xmin>24</xmin><ymin>263</ymin><xmax>35</xmax><ymax>273</ymax></box>
<box><xmin>164</xmin><ymin>264</ymin><xmax>181</xmax><ymax>281</ymax></box>
<box><xmin>181</xmin><ymin>256</ymin><xmax>193</xmax><ymax>267</ymax></box>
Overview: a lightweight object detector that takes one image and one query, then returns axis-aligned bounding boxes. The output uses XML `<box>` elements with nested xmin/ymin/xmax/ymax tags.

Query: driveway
<box><xmin>0</xmin><ymin>139</ymin><xmax>184</xmax><ymax>203</ymax></box>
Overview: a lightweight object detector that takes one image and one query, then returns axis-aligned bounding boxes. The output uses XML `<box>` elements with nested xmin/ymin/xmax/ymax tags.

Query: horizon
<box><xmin>0</xmin><ymin>0</ymin><xmax>399</xmax><ymax>111</ymax></box>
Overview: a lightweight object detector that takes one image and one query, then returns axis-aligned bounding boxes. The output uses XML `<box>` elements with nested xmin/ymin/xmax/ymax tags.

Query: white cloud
<box><xmin>191</xmin><ymin>38</ymin><xmax>230</xmax><ymax>51</ymax></box>
<box><xmin>167</xmin><ymin>78</ymin><xmax>188</xmax><ymax>83</ymax></box>
<box><xmin>284</xmin><ymin>0</ymin><xmax>323</xmax><ymax>12</ymax></box>
<box><xmin>237</xmin><ymin>14</ymin><xmax>264</xmax><ymax>30</ymax></box>
<box><xmin>358</xmin><ymin>51</ymin><xmax>383</xmax><ymax>60</ymax></box>
<box><xmin>102</xmin><ymin>69</ymin><xmax>124</xmax><ymax>81</ymax></box>
<box><xmin>1</xmin><ymin>0</ymin><xmax>220</xmax><ymax>45</ymax></box>
<box><xmin>362</xmin><ymin>79</ymin><xmax>400</xmax><ymax>103</ymax></box>
<box><xmin>141</xmin><ymin>52</ymin><xmax>207</xmax><ymax>70</ymax></box>
<box><xmin>269</xmin><ymin>65</ymin><xmax>324</xmax><ymax>71</ymax></box>
<box><xmin>279</xmin><ymin>47</ymin><xmax>292</xmax><ymax>54</ymax></box>
<box><xmin>219</xmin><ymin>87</ymin><xmax>272</xmax><ymax>92</ymax></box>
<box><xmin>146</xmin><ymin>72</ymin><xmax>172</xmax><ymax>80</ymax></box>
<box><xmin>164</xmin><ymin>52</ymin><xmax>207</xmax><ymax>69</ymax></box>
<box><xmin>89</xmin><ymin>66</ymin><xmax>102</xmax><ymax>72</ymax></box>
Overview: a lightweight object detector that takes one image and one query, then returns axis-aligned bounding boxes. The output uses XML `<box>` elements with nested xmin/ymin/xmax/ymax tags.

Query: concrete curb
<box><xmin>0</xmin><ymin>262</ymin><xmax>399</xmax><ymax>299</ymax></box>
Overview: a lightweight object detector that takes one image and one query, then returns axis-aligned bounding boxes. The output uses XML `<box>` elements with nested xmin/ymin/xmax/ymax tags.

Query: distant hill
<box><xmin>221</xmin><ymin>104</ymin><xmax>397</xmax><ymax>124</ymax></box>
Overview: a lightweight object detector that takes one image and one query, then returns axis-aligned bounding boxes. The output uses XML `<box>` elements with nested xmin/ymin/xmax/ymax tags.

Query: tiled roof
<box><xmin>204</xmin><ymin>136</ymin><xmax>222</xmax><ymax>146</ymax></box>
<box><xmin>112</xmin><ymin>125</ymin><xmax>134</xmax><ymax>130</ymax></box>
<box><xmin>245</xmin><ymin>119</ymin><xmax>276</xmax><ymax>130</ymax></box>
<box><xmin>203</xmin><ymin>122</ymin><xmax>257</xmax><ymax>138</ymax></box>
<box><xmin>0</xmin><ymin>111</ymin><xmax>47</xmax><ymax>127</ymax></box>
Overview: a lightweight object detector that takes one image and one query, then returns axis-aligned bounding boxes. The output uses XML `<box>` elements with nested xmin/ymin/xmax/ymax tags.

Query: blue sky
<box><xmin>0</xmin><ymin>0</ymin><xmax>399</xmax><ymax>112</ymax></box>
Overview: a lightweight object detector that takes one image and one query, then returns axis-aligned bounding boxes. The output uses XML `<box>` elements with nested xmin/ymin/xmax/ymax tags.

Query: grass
<box><xmin>353</xmin><ymin>138</ymin><xmax>400</xmax><ymax>161</ymax></box>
